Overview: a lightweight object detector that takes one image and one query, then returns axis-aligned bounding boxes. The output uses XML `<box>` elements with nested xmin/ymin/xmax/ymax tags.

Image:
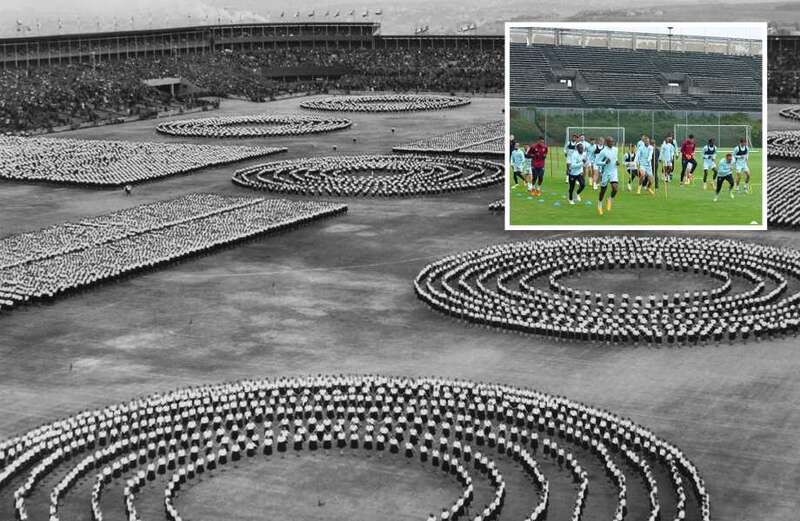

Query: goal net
<box><xmin>673</xmin><ymin>124</ymin><xmax>752</xmax><ymax>149</ymax></box>
<box><xmin>566</xmin><ymin>127</ymin><xmax>626</xmax><ymax>149</ymax></box>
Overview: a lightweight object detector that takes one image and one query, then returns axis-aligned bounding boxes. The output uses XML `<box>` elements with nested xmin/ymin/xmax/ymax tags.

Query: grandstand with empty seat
<box><xmin>510</xmin><ymin>27</ymin><xmax>762</xmax><ymax>112</ymax></box>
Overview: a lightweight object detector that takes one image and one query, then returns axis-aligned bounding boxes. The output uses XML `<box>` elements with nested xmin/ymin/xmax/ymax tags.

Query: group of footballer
<box><xmin>509</xmin><ymin>131</ymin><xmax>752</xmax><ymax>216</ymax></box>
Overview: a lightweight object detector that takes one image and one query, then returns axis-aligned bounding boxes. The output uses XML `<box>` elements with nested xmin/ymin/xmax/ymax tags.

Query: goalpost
<box><xmin>673</xmin><ymin>124</ymin><xmax>752</xmax><ymax>149</ymax></box>
<box><xmin>565</xmin><ymin>127</ymin><xmax>626</xmax><ymax>149</ymax></box>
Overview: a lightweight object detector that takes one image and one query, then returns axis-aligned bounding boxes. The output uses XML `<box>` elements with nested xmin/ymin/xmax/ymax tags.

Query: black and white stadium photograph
<box><xmin>0</xmin><ymin>1</ymin><xmax>798</xmax><ymax>521</ymax></box>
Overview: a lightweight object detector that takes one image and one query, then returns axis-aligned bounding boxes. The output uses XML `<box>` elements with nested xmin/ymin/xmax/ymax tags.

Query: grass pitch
<box><xmin>509</xmin><ymin>147</ymin><xmax>763</xmax><ymax>227</ymax></box>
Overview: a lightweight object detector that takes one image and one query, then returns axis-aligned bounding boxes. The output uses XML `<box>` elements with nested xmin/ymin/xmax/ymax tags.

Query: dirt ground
<box><xmin>0</xmin><ymin>96</ymin><xmax>798</xmax><ymax>521</ymax></box>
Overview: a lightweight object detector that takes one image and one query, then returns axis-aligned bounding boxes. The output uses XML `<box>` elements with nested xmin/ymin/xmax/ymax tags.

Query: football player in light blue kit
<box><xmin>591</xmin><ymin>139</ymin><xmax>606</xmax><ymax>190</ymax></box>
<box><xmin>510</xmin><ymin>143</ymin><xmax>526</xmax><ymax>189</ymax></box>
<box><xmin>702</xmin><ymin>138</ymin><xmax>718</xmax><ymax>190</ymax></box>
<box><xmin>597</xmin><ymin>136</ymin><xmax>620</xmax><ymax>215</ymax></box>
<box><xmin>660</xmin><ymin>136</ymin><xmax>676</xmax><ymax>184</ymax></box>
<box><xmin>733</xmin><ymin>138</ymin><xmax>750</xmax><ymax>193</ymax></box>
<box><xmin>567</xmin><ymin>143</ymin><xmax>587</xmax><ymax>205</ymax></box>
<box><xmin>584</xmin><ymin>136</ymin><xmax>596</xmax><ymax>180</ymax></box>
<box><xmin>714</xmin><ymin>152</ymin><xmax>735</xmax><ymax>201</ymax></box>
<box><xmin>636</xmin><ymin>136</ymin><xmax>655</xmax><ymax>195</ymax></box>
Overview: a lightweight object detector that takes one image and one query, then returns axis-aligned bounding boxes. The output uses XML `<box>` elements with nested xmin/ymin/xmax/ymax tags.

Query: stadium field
<box><xmin>0</xmin><ymin>95</ymin><xmax>797</xmax><ymax>521</ymax></box>
<box><xmin>509</xmin><ymin>147</ymin><xmax>763</xmax><ymax>227</ymax></box>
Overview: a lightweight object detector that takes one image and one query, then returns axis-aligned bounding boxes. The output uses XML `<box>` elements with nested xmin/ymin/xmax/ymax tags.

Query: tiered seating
<box><xmin>509</xmin><ymin>44</ymin><xmax>578</xmax><ymax>106</ymax></box>
<box><xmin>300</xmin><ymin>94</ymin><xmax>471</xmax><ymax>112</ymax></box>
<box><xmin>0</xmin><ymin>194</ymin><xmax>347</xmax><ymax>312</ymax></box>
<box><xmin>393</xmin><ymin>122</ymin><xmax>504</xmax><ymax>156</ymax></box>
<box><xmin>156</xmin><ymin>114</ymin><xmax>352</xmax><ymax>138</ymax></box>
<box><xmin>510</xmin><ymin>42</ymin><xmax>761</xmax><ymax>111</ymax></box>
<box><xmin>0</xmin><ymin>374</ymin><xmax>709</xmax><ymax>521</ymax></box>
<box><xmin>414</xmin><ymin>236</ymin><xmax>800</xmax><ymax>343</ymax></box>
<box><xmin>578</xmin><ymin>72</ymin><xmax>668</xmax><ymax>108</ymax></box>
<box><xmin>0</xmin><ymin>136</ymin><xmax>285</xmax><ymax>187</ymax></box>
<box><xmin>232</xmin><ymin>155</ymin><xmax>503</xmax><ymax>197</ymax></box>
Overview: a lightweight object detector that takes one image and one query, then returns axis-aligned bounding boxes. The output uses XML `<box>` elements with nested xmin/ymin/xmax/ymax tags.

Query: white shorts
<box><xmin>735</xmin><ymin>163</ymin><xmax>749</xmax><ymax>174</ymax></box>
<box><xmin>641</xmin><ymin>164</ymin><xmax>653</xmax><ymax>177</ymax></box>
<box><xmin>704</xmin><ymin>159</ymin><xmax>716</xmax><ymax>170</ymax></box>
<box><xmin>601</xmin><ymin>170</ymin><xmax>619</xmax><ymax>186</ymax></box>
<box><xmin>663</xmin><ymin>160</ymin><xmax>673</xmax><ymax>168</ymax></box>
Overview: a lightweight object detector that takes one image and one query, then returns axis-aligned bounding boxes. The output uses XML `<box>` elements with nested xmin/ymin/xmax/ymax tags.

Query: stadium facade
<box><xmin>0</xmin><ymin>22</ymin><xmax>503</xmax><ymax>68</ymax></box>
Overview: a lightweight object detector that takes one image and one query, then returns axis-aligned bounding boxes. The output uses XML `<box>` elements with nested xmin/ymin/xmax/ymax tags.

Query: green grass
<box><xmin>509</xmin><ymin>147</ymin><xmax>762</xmax><ymax>226</ymax></box>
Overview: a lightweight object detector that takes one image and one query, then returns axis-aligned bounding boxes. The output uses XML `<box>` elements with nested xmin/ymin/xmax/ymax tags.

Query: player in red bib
<box><xmin>526</xmin><ymin>136</ymin><xmax>548</xmax><ymax>196</ymax></box>
<box><xmin>679</xmin><ymin>134</ymin><xmax>697</xmax><ymax>185</ymax></box>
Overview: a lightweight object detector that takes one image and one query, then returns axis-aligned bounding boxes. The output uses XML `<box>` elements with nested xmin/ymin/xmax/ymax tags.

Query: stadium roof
<box><xmin>0</xmin><ymin>21</ymin><xmax>381</xmax><ymax>44</ymax></box>
<box><xmin>509</xmin><ymin>26</ymin><xmax>762</xmax><ymax>56</ymax></box>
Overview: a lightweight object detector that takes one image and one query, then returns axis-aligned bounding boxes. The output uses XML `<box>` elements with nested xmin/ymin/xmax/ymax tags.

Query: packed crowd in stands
<box><xmin>300</xmin><ymin>94</ymin><xmax>470</xmax><ymax>112</ymax></box>
<box><xmin>768</xmin><ymin>50</ymin><xmax>800</xmax><ymax>101</ymax></box>
<box><xmin>415</xmin><ymin>236</ymin><xmax>800</xmax><ymax>343</ymax></box>
<box><xmin>0</xmin><ymin>374</ymin><xmax>708</xmax><ymax>521</ymax></box>
<box><xmin>156</xmin><ymin>113</ymin><xmax>352</xmax><ymax>138</ymax></box>
<box><xmin>0</xmin><ymin>136</ymin><xmax>285</xmax><ymax>186</ymax></box>
<box><xmin>393</xmin><ymin>122</ymin><xmax>503</xmax><ymax>156</ymax></box>
<box><xmin>0</xmin><ymin>47</ymin><xmax>503</xmax><ymax>134</ymax></box>
<box><xmin>233</xmin><ymin>155</ymin><xmax>504</xmax><ymax>197</ymax></box>
<box><xmin>0</xmin><ymin>194</ymin><xmax>347</xmax><ymax>311</ymax></box>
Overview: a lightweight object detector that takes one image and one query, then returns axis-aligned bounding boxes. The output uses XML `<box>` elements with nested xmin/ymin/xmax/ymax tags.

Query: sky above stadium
<box><xmin>0</xmin><ymin>0</ymin><xmax>780</xmax><ymax>37</ymax></box>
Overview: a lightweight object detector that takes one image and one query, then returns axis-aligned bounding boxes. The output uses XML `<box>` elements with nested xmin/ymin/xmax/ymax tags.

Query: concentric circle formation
<box><xmin>155</xmin><ymin>114</ymin><xmax>352</xmax><ymax>137</ymax></box>
<box><xmin>300</xmin><ymin>94</ymin><xmax>471</xmax><ymax>112</ymax></box>
<box><xmin>767</xmin><ymin>130</ymin><xmax>800</xmax><ymax>159</ymax></box>
<box><xmin>414</xmin><ymin>236</ymin><xmax>800</xmax><ymax>344</ymax></box>
<box><xmin>0</xmin><ymin>374</ymin><xmax>709</xmax><ymax>521</ymax></box>
<box><xmin>232</xmin><ymin>155</ymin><xmax>503</xmax><ymax>197</ymax></box>
<box><xmin>778</xmin><ymin>106</ymin><xmax>800</xmax><ymax>121</ymax></box>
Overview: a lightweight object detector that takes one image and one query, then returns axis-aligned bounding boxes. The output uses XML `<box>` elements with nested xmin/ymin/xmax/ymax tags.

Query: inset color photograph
<box><xmin>505</xmin><ymin>23</ymin><xmax>766</xmax><ymax>229</ymax></box>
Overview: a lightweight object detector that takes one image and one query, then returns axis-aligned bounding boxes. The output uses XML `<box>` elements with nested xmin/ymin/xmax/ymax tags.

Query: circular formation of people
<box><xmin>0</xmin><ymin>194</ymin><xmax>347</xmax><ymax>311</ymax></box>
<box><xmin>300</xmin><ymin>94</ymin><xmax>471</xmax><ymax>112</ymax></box>
<box><xmin>778</xmin><ymin>105</ymin><xmax>800</xmax><ymax>120</ymax></box>
<box><xmin>767</xmin><ymin>165</ymin><xmax>800</xmax><ymax>227</ymax></box>
<box><xmin>0</xmin><ymin>374</ymin><xmax>708</xmax><ymax>521</ymax></box>
<box><xmin>414</xmin><ymin>236</ymin><xmax>800</xmax><ymax>344</ymax></box>
<box><xmin>488</xmin><ymin>199</ymin><xmax>504</xmax><ymax>211</ymax></box>
<box><xmin>766</xmin><ymin>130</ymin><xmax>800</xmax><ymax>160</ymax></box>
<box><xmin>155</xmin><ymin>113</ymin><xmax>352</xmax><ymax>138</ymax></box>
<box><xmin>0</xmin><ymin>136</ymin><xmax>284</xmax><ymax>186</ymax></box>
<box><xmin>232</xmin><ymin>155</ymin><xmax>504</xmax><ymax>197</ymax></box>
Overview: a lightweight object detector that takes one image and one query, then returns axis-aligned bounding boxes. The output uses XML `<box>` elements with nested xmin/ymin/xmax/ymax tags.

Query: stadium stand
<box><xmin>768</xmin><ymin>35</ymin><xmax>799</xmax><ymax>101</ymax></box>
<box><xmin>0</xmin><ymin>24</ymin><xmax>503</xmax><ymax>134</ymax></box>
<box><xmin>510</xmin><ymin>42</ymin><xmax>761</xmax><ymax>111</ymax></box>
